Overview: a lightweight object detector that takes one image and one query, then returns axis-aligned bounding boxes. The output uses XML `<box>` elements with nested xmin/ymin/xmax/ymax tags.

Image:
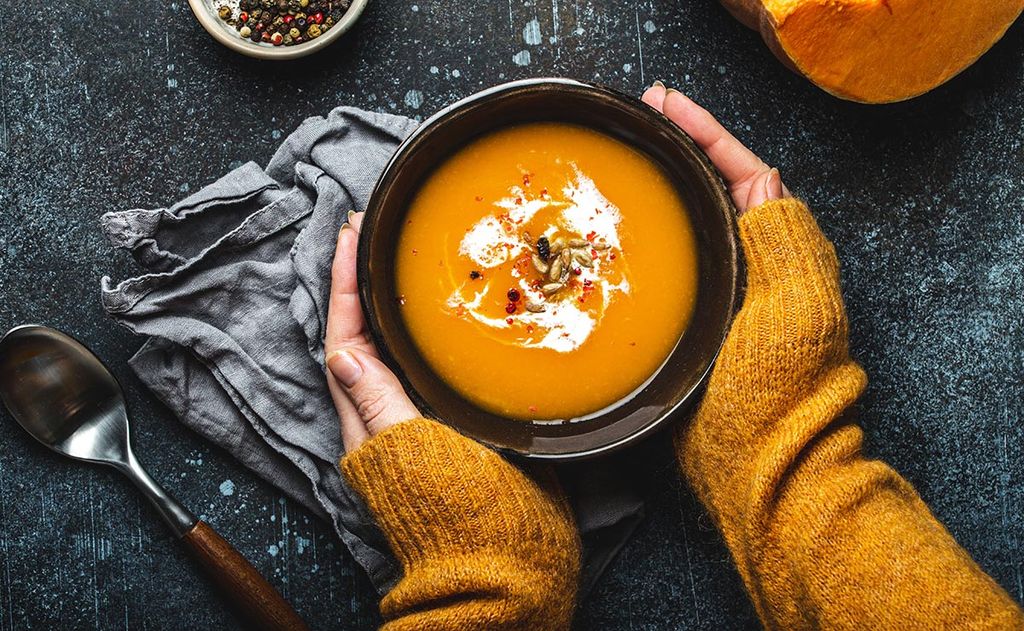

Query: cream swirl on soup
<box><xmin>447</xmin><ymin>166</ymin><xmax>629</xmax><ymax>352</ymax></box>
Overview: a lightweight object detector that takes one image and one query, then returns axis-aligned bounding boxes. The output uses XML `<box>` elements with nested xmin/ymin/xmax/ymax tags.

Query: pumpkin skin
<box><xmin>720</xmin><ymin>0</ymin><xmax>1024</xmax><ymax>103</ymax></box>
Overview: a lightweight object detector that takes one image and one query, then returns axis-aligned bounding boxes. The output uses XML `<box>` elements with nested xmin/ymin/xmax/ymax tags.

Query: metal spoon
<box><xmin>0</xmin><ymin>325</ymin><xmax>309</xmax><ymax>631</ymax></box>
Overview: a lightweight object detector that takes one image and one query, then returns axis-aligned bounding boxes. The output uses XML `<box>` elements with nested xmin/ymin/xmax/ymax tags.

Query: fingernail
<box><xmin>652</xmin><ymin>80</ymin><xmax>665</xmax><ymax>89</ymax></box>
<box><xmin>765</xmin><ymin>168</ymin><xmax>783</xmax><ymax>201</ymax></box>
<box><xmin>665</xmin><ymin>87</ymin><xmax>682</xmax><ymax>98</ymax></box>
<box><xmin>347</xmin><ymin>210</ymin><xmax>356</xmax><ymax>222</ymax></box>
<box><xmin>327</xmin><ymin>350</ymin><xmax>362</xmax><ymax>387</ymax></box>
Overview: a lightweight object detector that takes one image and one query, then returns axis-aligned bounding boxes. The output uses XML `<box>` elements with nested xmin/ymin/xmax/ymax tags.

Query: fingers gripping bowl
<box><xmin>359</xmin><ymin>79</ymin><xmax>741</xmax><ymax>460</ymax></box>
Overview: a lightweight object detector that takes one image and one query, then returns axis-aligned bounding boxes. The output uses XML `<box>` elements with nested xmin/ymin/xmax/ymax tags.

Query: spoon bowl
<box><xmin>0</xmin><ymin>325</ymin><xmax>131</xmax><ymax>465</ymax></box>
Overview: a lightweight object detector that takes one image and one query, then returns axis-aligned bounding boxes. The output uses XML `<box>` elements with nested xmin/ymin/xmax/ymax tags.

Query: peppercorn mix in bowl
<box><xmin>360</xmin><ymin>79</ymin><xmax>741</xmax><ymax>460</ymax></box>
<box><xmin>188</xmin><ymin>0</ymin><xmax>367</xmax><ymax>59</ymax></box>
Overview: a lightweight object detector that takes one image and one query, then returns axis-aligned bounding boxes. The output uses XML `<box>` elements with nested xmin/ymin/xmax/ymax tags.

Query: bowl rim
<box><xmin>358</xmin><ymin>78</ymin><xmax>742</xmax><ymax>460</ymax></box>
<box><xmin>186</xmin><ymin>0</ymin><xmax>369</xmax><ymax>60</ymax></box>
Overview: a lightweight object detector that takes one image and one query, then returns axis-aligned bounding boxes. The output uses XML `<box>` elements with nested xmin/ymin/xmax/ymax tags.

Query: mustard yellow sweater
<box><xmin>341</xmin><ymin>199</ymin><xmax>1023</xmax><ymax>629</ymax></box>
<box><xmin>342</xmin><ymin>419</ymin><xmax>580</xmax><ymax>630</ymax></box>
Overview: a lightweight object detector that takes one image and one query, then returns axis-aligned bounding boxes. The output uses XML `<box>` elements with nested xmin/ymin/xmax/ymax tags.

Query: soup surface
<box><xmin>395</xmin><ymin>122</ymin><xmax>698</xmax><ymax>420</ymax></box>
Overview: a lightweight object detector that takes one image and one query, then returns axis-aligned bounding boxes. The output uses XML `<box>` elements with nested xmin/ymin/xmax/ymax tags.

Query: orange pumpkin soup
<box><xmin>395</xmin><ymin>122</ymin><xmax>698</xmax><ymax>420</ymax></box>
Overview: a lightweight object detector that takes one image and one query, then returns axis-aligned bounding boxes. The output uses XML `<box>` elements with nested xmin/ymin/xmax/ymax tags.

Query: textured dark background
<box><xmin>1</xmin><ymin>0</ymin><xmax>1022</xmax><ymax>628</ymax></box>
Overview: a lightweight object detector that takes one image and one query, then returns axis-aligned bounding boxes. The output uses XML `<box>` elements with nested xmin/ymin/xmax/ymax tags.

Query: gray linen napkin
<box><xmin>99</xmin><ymin>106</ymin><xmax>644</xmax><ymax>596</ymax></box>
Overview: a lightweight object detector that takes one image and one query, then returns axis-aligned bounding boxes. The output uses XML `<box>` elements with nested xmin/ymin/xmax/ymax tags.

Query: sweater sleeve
<box><xmin>341</xmin><ymin>418</ymin><xmax>580</xmax><ymax>631</ymax></box>
<box><xmin>678</xmin><ymin>198</ymin><xmax>1023</xmax><ymax>630</ymax></box>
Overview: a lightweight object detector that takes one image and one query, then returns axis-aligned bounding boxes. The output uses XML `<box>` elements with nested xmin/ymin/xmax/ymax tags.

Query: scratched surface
<box><xmin>0</xmin><ymin>0</ymin><xmax>1022</xmax><ymax>629</ymax></box>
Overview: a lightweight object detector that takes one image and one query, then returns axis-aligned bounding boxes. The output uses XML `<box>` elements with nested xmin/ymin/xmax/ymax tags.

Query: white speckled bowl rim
<box><xmin>187</xmin><ymin>0</ymin><xmax>369</xmax><ymax>60</ymax></box>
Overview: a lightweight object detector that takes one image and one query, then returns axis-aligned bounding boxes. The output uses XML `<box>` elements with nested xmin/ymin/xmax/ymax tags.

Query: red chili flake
<box><xmin>506</xmin><ymin>317</ymin><xmax>514</xmax><ymax>325</ymax></box>
<box><xmin>583</xmin><ymin>279</ymin><xmax>592</xmax><ymax>287</ymax></box>
<box><xmin>515</xmin><ymin>197</ymin><xmax>523</xmax><ymax>205</ymax></box>
<box><xmin>505</xmin><ymin>302</ymin><xmax>517</xmax><ymax>314</ymax></box>
<box><xmin>540</xmin><ymin>188</ymin><xmax>548</xmax><ymax>196</ymax></box>
<box><xmin>475</xmin><ymin>195</ymin><xmax>483</xmax><ymax>202</ymax></box>
<box><xmin>610</xmin><ymin>253</ymin><xmax>617</xmax><ymax>260</ymax></box>
<box><xmin>579</xmin><ymin>297</ymin><xmax>586</xmax><ymax>303</ymax></box>
<box><xmin>629</xmin><ymin>341</ymin><xmax>637</xmax><ymax>346</ymax></box>
<box><xmin>528</xmin><ymin>405</ymin><xmax>538</xmax><ymax>413</ymax></box>
<box><xmin>523</xmin><ymin>173</ymin><xmax>531</xmax><ymax>187</ymax></box>
<box><xmin>411</xmin><ymin>248</ymin><xmax>418</xmax><ymax>255</ymax></box>
<box><xmin>526</xmin><ymin>325</ymin><xmax>534</xmax><ymax>333</ymax></box>
<box><xmin>586</xmin><ymin>230</ymin><xmax>597</xmax><ymax>241</ymax></box>
<box><xmin>591</xmin><ymin>248</ymin><xmax>598</xmax><ymax>257</ymax></box>
<box><xmin>507</xmin><ymin>288</ymin><xmax>521</xmax><ymax>302</ymax></box>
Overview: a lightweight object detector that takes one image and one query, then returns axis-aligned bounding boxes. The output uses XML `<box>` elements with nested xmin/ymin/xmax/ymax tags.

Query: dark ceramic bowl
<box><xmin>359</xmin><ymin>78</ymin><xmax>741</xmax><ymax>460</ymax></box>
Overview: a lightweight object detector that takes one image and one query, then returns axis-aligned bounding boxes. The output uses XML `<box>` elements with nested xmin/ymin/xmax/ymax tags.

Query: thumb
<box><xmin>743</xmin><ymin>167</ymin><xmax>784</xmax><ymax>211</ymax></box>
<box><xmin>327</xmin><ymin>348</ymin><xmax>421</xmax><ymax>438</ymax></box>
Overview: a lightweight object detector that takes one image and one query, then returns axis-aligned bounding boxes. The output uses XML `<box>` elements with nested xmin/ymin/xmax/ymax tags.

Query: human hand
<box><xmin>641</xmin><ymin>82</ymin><xmax>791</xmax><ymax>213</ymax></box>
<box><xmin>644</xmin><ymin>83</ymin><xmax>858</xmax><ymax>500</ymax></box>
<box><xmin>325</xmin><ymin>212</ymin><xmax>420</xmax><ymax>453</ymax></box>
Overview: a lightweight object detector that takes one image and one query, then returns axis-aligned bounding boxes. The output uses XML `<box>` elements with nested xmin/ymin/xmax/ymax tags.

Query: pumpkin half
<box><xmin>720</xmin><ymin>0</ymin><xmax>1024</xmax><ymax>103</ymax></box>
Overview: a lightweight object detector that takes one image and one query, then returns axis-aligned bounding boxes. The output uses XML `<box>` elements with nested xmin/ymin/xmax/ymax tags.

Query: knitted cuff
<box><xmin>739</xmin><ymin>198</ymin><xmax>842</xmax><ymax>296</ymax></box>
<box><xmin>341</xmin><ymin>418</ymin><xmax>574</xmax><ymax>569</ymax></box>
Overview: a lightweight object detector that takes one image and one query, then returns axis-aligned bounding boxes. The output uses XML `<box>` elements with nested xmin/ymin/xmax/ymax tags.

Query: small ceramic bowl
<box><xmin>359</xmin><ymin>78</ymin><xmax>741</xmax><ymax>460</ymax></box>
<box><xmin>187</xmin><ymin>0</ymin><xmax>368</xmax><ymax>60</ymax></box>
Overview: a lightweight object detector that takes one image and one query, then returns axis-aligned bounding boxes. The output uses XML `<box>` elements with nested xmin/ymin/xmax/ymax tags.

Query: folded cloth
<box><xmin>99</xmin><ymin>106</ymin><xmax>644</xmax><ymax>595</ymax></box>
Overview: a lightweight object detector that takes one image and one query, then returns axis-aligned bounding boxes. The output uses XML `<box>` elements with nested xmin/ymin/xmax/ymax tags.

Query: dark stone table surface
<box><xmin>1</xmin><ymin>0</ymin><xmax>1022</xmax><ymax>628</ymax></box>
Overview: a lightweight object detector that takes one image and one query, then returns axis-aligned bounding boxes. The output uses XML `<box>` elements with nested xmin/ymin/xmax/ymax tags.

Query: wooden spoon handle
<box><xmin>181</xmin><ymin>520</ymin><xmax>310</xmax><ymax>631</ymax></box>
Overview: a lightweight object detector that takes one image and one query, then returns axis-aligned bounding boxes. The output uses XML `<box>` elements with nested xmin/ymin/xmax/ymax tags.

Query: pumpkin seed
<box><xmin>593</xmin><ymin>241</ymin><xmax>610</xmax><ymax>250</ymax></box>
<box><xmin>541</xmin><ymin>283</ymin><xmax>563</xmax><ymax>296</ymax></box>
<box><xmin>531</xmin><ymin>254</ymin><xmax>550</xmax><ymax>275</ymax></box>
<box><xmin>525</xmin><ymin>301</ymin><xmax>546</xmax><ymax>313</ymax></box>
<box><xmin>548</xmin><ymin>256</ymin><xmax>563</xmax><ymax>281</ymax></box>
<box><xmin>573</xmin><ymin>249</ymin><xmax>594</xmax><ymax>267</ymax></box>
<box><xmin>550</xmin><ymin>237</ymin><xmax>566</xmax><ymax>254</ymax></box>
<box><xmin>568</xmin><ymin>238</ymin><xmax>589</xmax><ymax>248</ymax></box>
<box><xmin>536</xmin><ymin>236</ymin><xmax>551</xmax><ymax>260</ymax></box>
